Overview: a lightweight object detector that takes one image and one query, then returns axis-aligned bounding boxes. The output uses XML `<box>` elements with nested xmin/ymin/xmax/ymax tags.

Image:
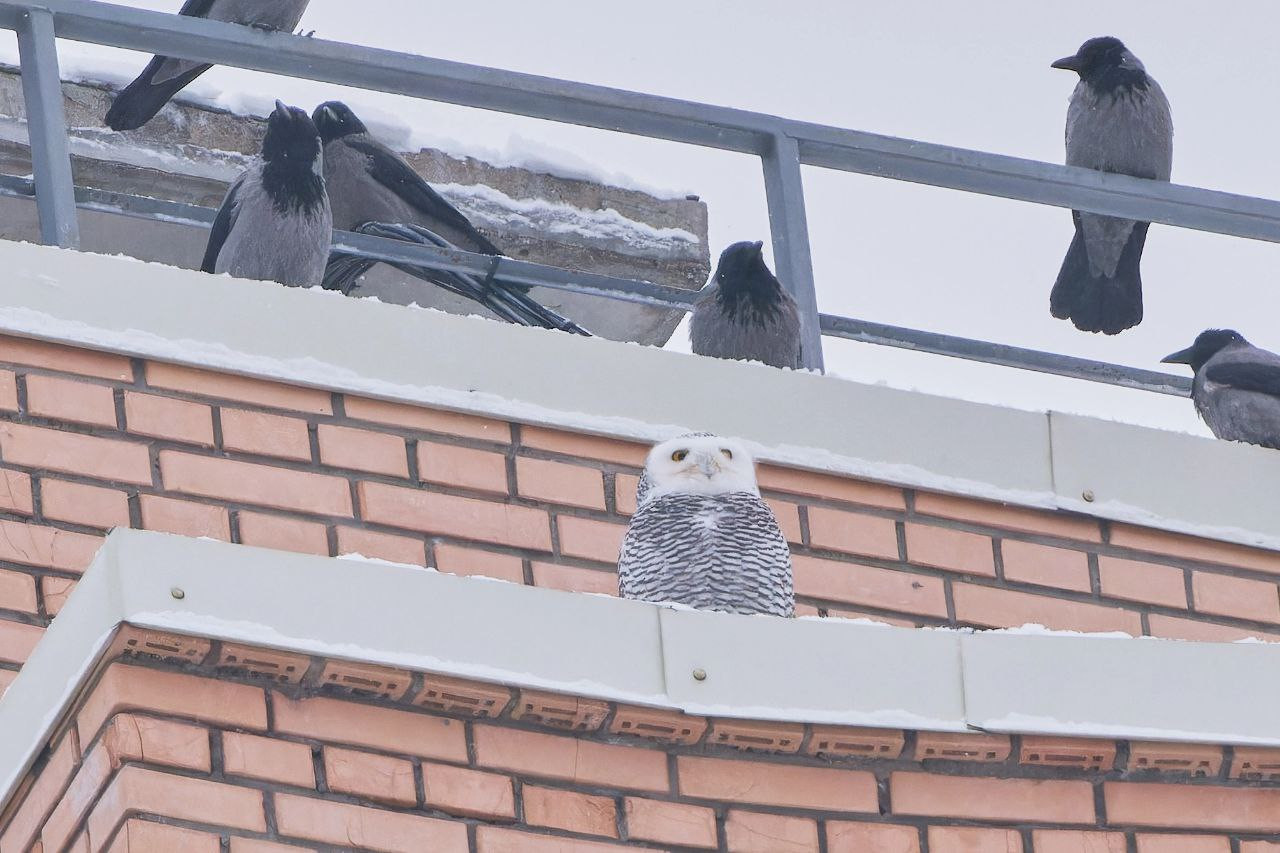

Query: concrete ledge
<box><xmin>1</xmin><ymin>239</ymin><xmax>1279</xmax><ymax>551</ymax></box>
<box><xmin>4</xmin><ymin>530</ymin><xmax>1280</xmax><ymax>811</ymax></box>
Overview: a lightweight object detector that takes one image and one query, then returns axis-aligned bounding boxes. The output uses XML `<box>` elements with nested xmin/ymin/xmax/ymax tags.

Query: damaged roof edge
<box><xmin>4</xmin><ymin>530</ymin><xmax>1280</xmax><ymax>812</ymax></box>
<box><xmin>1</xmin><ymin>239</ymin><xmax>1279</xmax><ymax>551</ymax></box>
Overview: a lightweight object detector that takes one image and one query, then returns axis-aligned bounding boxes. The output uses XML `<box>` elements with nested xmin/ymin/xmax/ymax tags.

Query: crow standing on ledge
<box><xmin>312</xmin><ymin>101</ymin><xmax>589</xmax><ymax>333</ymax></box>
<box><xmin>1050</xmin><ymin>36</ymin><xmax>1173</xmax><ymax>335</ymax></box>
<box><xmin>690</xmin><ymin>241</ymin><xmax>802</xmax><ymax>369</ymax></box>
<box><xmin>201</xmin><ymin>101</ymin><xmax>331</xmax><ymax>289</ymax></box>
<box><xmin>1162</xmin><ymin>330</ymin><xmax>1280</xmax><ymax>450</ymax></box>
<box><xmin>105</xmin><ymin>0</ymin><xmax>311</xmax><ymax>132</ymax></box>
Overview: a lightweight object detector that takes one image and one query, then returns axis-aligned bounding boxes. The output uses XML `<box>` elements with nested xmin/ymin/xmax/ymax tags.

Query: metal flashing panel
<box><xmin>1049</xmin><ymin>412</ymin><xmax>1280</xmax><ymax>551</ymax></box>
<box><xmin>961</xmin><ymin>631</ymin><xmax>1280</xmax><ymax>746</ymax></box>
<box><xmin>4</xmin><ymin>530</ymin><xmax>1280</xmax><ymax>814</ymax></box>
<box><xmin>659</xmin><ymin>609</ymin><xmax>967</xmax><ymax>731</ymax></box>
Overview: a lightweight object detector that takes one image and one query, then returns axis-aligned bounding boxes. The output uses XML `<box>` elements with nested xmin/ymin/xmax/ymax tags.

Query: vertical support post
<box><xmin>761</xmin><ymin>132</ymin><xmax>823</xmax><ymax>372</ymax></box>
<box><xmin>17</xmin><ymin>7</ymin><xmax>79</xmax><ymax>249</ymax></box>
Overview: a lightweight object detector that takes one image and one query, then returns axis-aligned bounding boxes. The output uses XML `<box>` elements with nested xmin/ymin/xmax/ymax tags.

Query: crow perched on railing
<box><xmin>1163</xmin><ymin>330</ymin><xmax>1280</xmax><ymax>450</ymax></box>
<box><xmin>1049</xmin><ymin>37</ymin><xmax>1173</xmax><ymax>335</ymax></box>
<box><xmin>105</xmin><ymin>0</ymin><xmax>311</xmax><ymax>132</ymax></box>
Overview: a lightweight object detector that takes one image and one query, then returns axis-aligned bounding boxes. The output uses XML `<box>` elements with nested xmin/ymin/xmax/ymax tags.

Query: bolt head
<box><xmin>692</xmin><ymin>668</ymin><xmax>707</xmax><ymax>682</ymax></box>
<box><xmin>170</xmin><ymin>587</ymin><xmax>185</xmax><ymax>600</ymax></box>
<box><xmin>1082</xmin><ymin>489</ymin><xmax>1096</xmax><ymax>503</ymax></box>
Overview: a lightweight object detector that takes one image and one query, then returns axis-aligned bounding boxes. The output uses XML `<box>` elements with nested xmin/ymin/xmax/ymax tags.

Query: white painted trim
<box><xmin>0</xmin><ymin>240</ymin><xmax>1278</xmax><ymax>551</ymax></box>
<box><xmin>3</xmin><ymin>530</ymin><xmax>1280</xmax><ymax>813</ymax></box>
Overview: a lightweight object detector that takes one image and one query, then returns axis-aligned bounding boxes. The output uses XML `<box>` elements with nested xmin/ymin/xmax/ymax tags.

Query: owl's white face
<box><xmin>643</xmin><ymin>435</ymin><xmax>759</xmax><ymax>500</ymax></box>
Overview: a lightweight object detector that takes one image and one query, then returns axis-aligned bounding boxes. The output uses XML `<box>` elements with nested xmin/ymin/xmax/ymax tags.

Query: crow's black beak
<box><xmin>1161</xmin><ymin>346</ymin><xmax>1195</xmax><ymax>365</ymax></box>
<box><xmin>274</xmin><ymin>99</ymin><xmax>289</xmax><ymax>115</ymax></box>
<box><xmin>1051</xmin><ymin>55</ymin><xmax>1082</xmax><ymax>72</ymax></box>
<box><xmin>751</xmin><ymin>240</ymin><xmax>765</xmax><ymax>257</ymax></box>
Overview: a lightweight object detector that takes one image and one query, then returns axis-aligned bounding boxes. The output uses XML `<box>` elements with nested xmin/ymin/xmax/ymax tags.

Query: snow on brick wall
<box><xmin>1</xmin><ymin>333</ymin><xmax>1280</xmax><ymax>693</ymax></box>
<box><xmin>3</xmin><ymin>628</ymin><xmax>1280</xmax><ymax>851</ymax></box>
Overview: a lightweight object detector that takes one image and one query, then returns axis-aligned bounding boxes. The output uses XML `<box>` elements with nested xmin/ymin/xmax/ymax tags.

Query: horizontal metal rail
<box><xmin>3</xmin><ymin>0</ymin><xmax>1280</xmax><ymax>240</ymax></box>
<box><xmin>819</xmin><ymin>315</ymin><xmax>1192</xmax><ymax>397</ymax></box>
<box><xmin>0</xmin><ymin>173</ymin><xmax>1194</xmax><ymax>397</ymax></box>
<box><xmin>0</xmin><ymin>0</ymin><xmax>1243</xmax><ymax>391</ymax></box>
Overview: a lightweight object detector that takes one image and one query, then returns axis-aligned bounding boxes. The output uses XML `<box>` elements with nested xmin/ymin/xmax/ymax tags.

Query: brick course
<box><xmin>4</xmin><ymin>634</ymin><xmax>1280</xmax><ymax>852</ymax></box>
<box><xmin>0</xmin><ymin>334</ymin><xmax>1278</xmax><ymax>663</ymax></box>
<box><xmin>5</xmin><ymin>336</ymin><xmax>1280</xmax><ymax>849</ymax></box>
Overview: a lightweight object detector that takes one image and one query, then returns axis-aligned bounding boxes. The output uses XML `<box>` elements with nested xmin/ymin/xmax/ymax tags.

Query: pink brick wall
<box><xmin>3</xmin><ymin>334</ymin><xmax>1280</xmax><ymax>690</ymax></box>
<box><xmin>3</xmin><ymin>629</ymin><xmax>1278</xmax><ymax>852</ymax></box>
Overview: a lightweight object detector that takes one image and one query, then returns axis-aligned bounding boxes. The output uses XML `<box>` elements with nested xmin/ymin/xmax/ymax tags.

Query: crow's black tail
<box><xmin>324</xmin><ymin>222</ymin><xmax>592</xmax><ymax>335</ymax></box>
<box><xmin>104</xmin><ymin>56</ymin><xmax>212</xmax><ymax>132</ymax></box>
<box><xmin>1050</xmin><ymin>216</ymin><xmax>1147</xmax><ymax>335</ymax></box>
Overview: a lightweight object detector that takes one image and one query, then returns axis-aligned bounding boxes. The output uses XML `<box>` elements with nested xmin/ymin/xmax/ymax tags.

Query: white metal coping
<box><xmin>3</xmin><ymin>530</ymin><xmax>1280</xmax><ymax>813</ymax></box>
<box><xmin>1</xmin><ymin>240</ymin><xmax>1280</xmax><ymax>551</ymax></box>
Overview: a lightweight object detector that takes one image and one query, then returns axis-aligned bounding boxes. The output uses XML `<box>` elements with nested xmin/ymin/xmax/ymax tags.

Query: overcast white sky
<box><xmin>11</xmin><ymin>0</ymin><xmax>1280</xmax><ymax>435</ymax></box>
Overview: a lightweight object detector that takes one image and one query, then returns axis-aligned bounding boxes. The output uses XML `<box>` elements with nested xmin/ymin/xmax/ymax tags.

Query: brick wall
<box><xmin>2</xmin><ymin>334</ymin><xmax>1280</xmax><ymax>690</ymax></box>
<box><xmin>4</xmin><ymin>628</ymin><xmax>1279</xmax><ymax>852</ymax></box>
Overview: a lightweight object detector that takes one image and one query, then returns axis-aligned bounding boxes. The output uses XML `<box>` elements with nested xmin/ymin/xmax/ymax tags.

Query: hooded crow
<box><xmin>200</xmin><ymin>100</ymin><xmax>331</xmax><ymax>288</ymax></box>
<box><xmin>105</xmin><ymin>0</ymin><xmax>311</xmax><ymax>132</ymax></box>
<box><xmin>1162</xmin><ymin>329</ymin><xmax>1280</xmax><ymax>449</ymax></box>
<box><xmin>1050</xmin><ymin>37</ymin><xmax>1173</xmax><ymax>335</ymax></box>
<box><xmin>312</xmin><ymin>100</ymin><xmax>588</xmax><ymax>333</ymax></box>
<box><xmin>689</xmin><ymin>241</ymin><xmax>802</xmax><ymax>369</ymax></box>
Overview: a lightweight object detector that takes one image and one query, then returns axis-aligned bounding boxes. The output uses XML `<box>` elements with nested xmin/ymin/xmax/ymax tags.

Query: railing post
<box><xmin>17</xmin><ymin>6</ymin><xmax>79</xmax><ymax>249</ymax></box>
<box><xmin>761</xmin><ymin>132</ymin><xmax>823</xmax><ymax>372</ymax></box>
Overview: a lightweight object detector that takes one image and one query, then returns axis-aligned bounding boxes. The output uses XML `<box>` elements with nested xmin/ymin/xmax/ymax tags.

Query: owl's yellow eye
<box><xmin>721</xmin><ymin>449</ymin><xmax>733</xmax><ymax>459</ymax></box>
<box><xmin>671</xmin><ymin>450</ymin><xmax>689</xmax><ymax>462</ymax></box>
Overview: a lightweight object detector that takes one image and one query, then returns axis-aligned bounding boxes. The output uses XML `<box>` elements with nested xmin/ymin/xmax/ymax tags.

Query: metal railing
<box><xmin>7</xmin><ymin>0</ymin><xmax>1278</xmax><ymax>393</ymax></box>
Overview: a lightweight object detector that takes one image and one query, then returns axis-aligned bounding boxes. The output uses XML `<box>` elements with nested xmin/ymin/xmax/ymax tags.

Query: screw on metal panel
<box><xmin>170</xmin><ymin>587</ymin><xmax>185</xmax><ymax>600</ymax></box>
<box><xmin>692</xmin><ymin>668</ymin><xmax>707</xmax><ymax>682</ymax></box>
<box><xmin>1082</xmin><ymin>490</ymin><xmax>1095</xmax><ymax>503</ymax></box>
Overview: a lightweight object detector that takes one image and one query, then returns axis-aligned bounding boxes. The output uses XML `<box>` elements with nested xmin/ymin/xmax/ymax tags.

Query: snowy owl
<box><xmin>618</xmin><ymin>435</ymin><xmax>794</xmax><ymax>617</ymax></box>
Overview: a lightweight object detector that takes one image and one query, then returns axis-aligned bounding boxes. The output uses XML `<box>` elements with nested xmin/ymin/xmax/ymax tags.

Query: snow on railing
<box><xmin>9</xmin><ymin>0</ymin><xmax>1277</xmax><ymax>391</ymax></box>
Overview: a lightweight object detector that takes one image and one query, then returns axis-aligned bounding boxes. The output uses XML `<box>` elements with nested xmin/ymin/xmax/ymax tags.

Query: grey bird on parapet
<box><xmin>690</xmin><ymin>241</ymin><xmax>802</xmax><ymax>369</ymax></box>
<box><xmin>1050</xmin><ymin>37</ymin><xmax>1173</xmax><ymax>335</ymax></box>
<box><xmin>1162</xmin><ymin>330</ymin><xmax>1280</xmax><ymax>450</ymax></box>
<box><xmin>200</xmin><ymin>101</ymin><xmax>331</xmax><ymax>289</ymax></box>
<box><xmin>312</xmin><ymin>101</ymin><xmax>589</xmax><ymax>334</ymax></box>
<box><xmin>104</xmin><ymin>0</ymin><xmax>311</xmax><ymax>132</ymax></box>
<box><xmin>619</xmin><ymin>435</ymin><xmax>794</xmax><ymax>618</ymax></box>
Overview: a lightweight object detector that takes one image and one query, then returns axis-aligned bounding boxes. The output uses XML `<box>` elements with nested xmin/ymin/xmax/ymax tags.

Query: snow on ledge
<box><xmin>1</xmin><ymin>238</ymin><xmax>1279</xmax><ymax>553</ymax></box>
<box><xmin>4</xmin><ymin>529</ymin><xmax>1280</xmax><ymax>813</ymax></box>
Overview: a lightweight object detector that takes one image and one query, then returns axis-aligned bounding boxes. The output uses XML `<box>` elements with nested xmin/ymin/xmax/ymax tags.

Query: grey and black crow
<box><xmin>312</xmin><ymin>101</ymin><xmax>588</xmax><ymax>333</ymax></box>
<box><xmin>200</xmin><ymin>101</ymin><xmax>331</xmax><ymax>288</ymax></box>
<box><xmin>105</xmin><ymin>0</ymin><xmax>311</xmax><ymax>132</ymax></box>
<box><xmin>1050</xmin><ymin>37</ymin><xmax>1173</xmax><ymax>335</ymax></box>
<box><xmin>689</xmin><ymin>241</ymin><xmax>802</xmax><ymax>369</ymax></box>
<box><xmin>1162</xmin><ymin>330</ymin><xmax>1280</xmax><ymax>449</ymax></box>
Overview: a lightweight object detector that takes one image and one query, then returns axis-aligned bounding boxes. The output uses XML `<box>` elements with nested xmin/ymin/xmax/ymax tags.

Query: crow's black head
<box><xmin>1162</xmin><ymin>329</ymin><xmax>1248</xmax><ymax>373</ymax></box>
<box><xmin>261</xmin><ymin>101</ymin><xmax>325</xmax><ymax>214</ymax></box>
<box><xmin>313</xmin><ymin>100</ymin><xmax>367</xmax><ymax>144</ymax></box>
<box><xmin>712</xmin><ymin>240</ymin><xmax>786</xmax><ymax>322</ymax></box>
<box><xmin>1052</xmin><ymin>37</ymin><xmax>1148</xmax><ymax>91</ymax></box>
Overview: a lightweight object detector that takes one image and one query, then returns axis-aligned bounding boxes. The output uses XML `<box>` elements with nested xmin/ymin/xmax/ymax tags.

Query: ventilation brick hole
<box><xmin>114</xmin><ymin>627</ymin><xmax>211</xmax><ymax>667</ymax></box>
<box><xmin>710</xmin><ymin>720</ymin><xmax>804</xmax><ymax>754</ymax></box>
<box><xmin>806</xmin><ymin>727</ymin><xmax>905</xmax><ymax>760</ymax></box>
<box><xmin>413</xmin><ymin>674</ymin><xmax>512</xmax><ymax>718</ymax></box>
<box><xmin>1232</xmin><ymin>748</ymin><xmax>1280</xmax><ymax>782</ymax></box>
<box><xmin>320</xmin><ymin>660</ymin><xmax>412</xmax><ymax>701</ymax></box>
<box><xmin>609</xmin><ymin>705</ymin><xmax>707</xmax><ymax>745</ymax></box>
<box><xmin>216</xmin><ymin>643</ymin><xmax>308</xmax><ymax>685</ymax></box>
<box><xmin>511</xmin><ymin>689</ymin><xmax>609</xmax><ymax>732</ymax></box>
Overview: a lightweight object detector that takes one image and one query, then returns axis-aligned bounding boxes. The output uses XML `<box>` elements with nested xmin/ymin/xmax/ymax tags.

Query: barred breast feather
<box><xmin>618</xmin><ymin>491</ymin><xmax>794</xmax><ymax>617</ymax></box>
